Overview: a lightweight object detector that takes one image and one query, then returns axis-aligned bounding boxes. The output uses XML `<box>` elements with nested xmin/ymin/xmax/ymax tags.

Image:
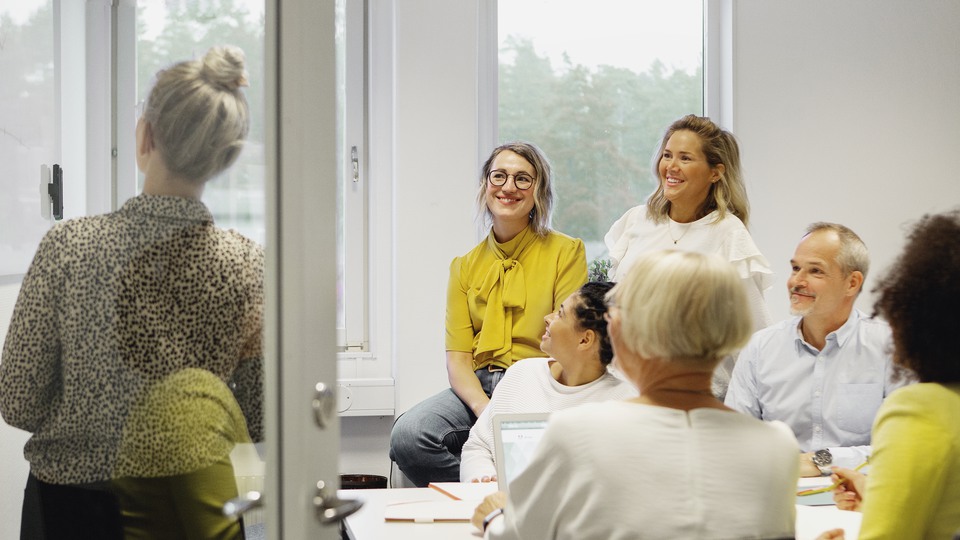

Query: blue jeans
<box><xmin>389</xmin><ymin>367</ymin><xmax>505</xmax><ymax>487</ymax></box>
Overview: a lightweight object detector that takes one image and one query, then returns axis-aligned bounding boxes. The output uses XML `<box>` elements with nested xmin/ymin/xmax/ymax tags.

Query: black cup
<box><xmin>340</xmin><ymin>474</ymin><xmax>388</xmax><ymax>489</ymax></box>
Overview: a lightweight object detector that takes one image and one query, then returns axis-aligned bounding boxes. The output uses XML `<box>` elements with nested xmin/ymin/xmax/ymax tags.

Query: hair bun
<box><xmin>201</xmin><ymin>45</ymin><xmax>249</xmax><ymax>90</ymax></box>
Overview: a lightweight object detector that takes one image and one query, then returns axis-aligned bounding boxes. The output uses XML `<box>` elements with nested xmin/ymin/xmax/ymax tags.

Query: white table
<box><xmin>340</xmin><ymin>484</ymin><xmax>862</xmax><ymax>540</ymax></box>
<box><xmin>340</xmin><ymin>487</ymin><xmax>479</xmax><ymax>540</ymax></box>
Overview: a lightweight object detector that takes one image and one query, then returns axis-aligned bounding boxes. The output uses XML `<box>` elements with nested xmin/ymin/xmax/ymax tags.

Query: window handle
<box><xmin>41</xmin><ymin>163</ymin><xmax>64</xmax><ymax>221</ymax></box>
<box><xmin>351</xmin><ymin>146</ymin><xmax>359</xmax><ymax>182</ymax></box>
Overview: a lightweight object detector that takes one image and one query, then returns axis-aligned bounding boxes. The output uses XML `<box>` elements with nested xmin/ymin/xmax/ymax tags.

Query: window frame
<box><xmin>335</xmin><ymin>0</ymin><xmax>395</xmax><ymax>415</ymax></box>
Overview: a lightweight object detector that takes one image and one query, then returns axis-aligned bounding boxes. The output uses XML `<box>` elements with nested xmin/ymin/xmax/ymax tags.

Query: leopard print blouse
<box><xmin>0</xmin><ymin>194</ymin><xmax>264</xmax><ymax>484</ymax></box>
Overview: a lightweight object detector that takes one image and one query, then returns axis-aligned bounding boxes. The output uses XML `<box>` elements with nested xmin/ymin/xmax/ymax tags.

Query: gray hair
<box><xmin>608</xmin><ymin>250</ymin><xmax>753</xmax><ymax>363</ymax></box>
<box><xmin>804</xmin><ymin>222</ymin><xmax>870</xmax><ymax>281</ymax></box>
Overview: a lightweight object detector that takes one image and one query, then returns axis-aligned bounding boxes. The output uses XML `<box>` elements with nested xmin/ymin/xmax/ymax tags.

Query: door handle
<box><xmin>223</xmin><ymin>490</ymin><xmax>263</xmax><ymax>519</ymax></box>
<box><xmin>313</xmin><ymin>480</ymin><xmax>363</xmax><ymax>524</ymax></box>
<box><xmin>312</xmin><ymin>382</ymin><xmax>336</xmax><ymax>428</ymax></box>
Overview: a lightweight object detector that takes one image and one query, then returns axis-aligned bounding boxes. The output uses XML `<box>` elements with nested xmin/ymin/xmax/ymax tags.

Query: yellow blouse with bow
<box><xmin>445</xmin><ymin>226</ymin><xmax>587</xmax><ymax>370</ymax></box>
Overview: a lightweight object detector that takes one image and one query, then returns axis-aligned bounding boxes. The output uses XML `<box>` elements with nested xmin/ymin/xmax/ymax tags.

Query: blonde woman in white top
<box><xmin>605</xmin><ymin>115</ymin><xmax>773</xmax><ymax>396</ymax></box>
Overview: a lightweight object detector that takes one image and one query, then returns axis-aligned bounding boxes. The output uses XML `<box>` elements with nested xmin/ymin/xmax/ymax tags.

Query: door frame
<box><xmin>265</xmin><ymin>0</ymin><xmax>341</xmax><ymax>538</ymax></box>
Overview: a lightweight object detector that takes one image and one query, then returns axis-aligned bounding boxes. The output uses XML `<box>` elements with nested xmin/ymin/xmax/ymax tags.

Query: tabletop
<box><xmin>339</xmin><ymin>482</ymin><xmax>862</xmax><ymax>540</ymax></box>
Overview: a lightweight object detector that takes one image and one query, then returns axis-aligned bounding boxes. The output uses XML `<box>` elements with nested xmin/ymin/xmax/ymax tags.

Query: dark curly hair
<box><xmin>573</xmin><ymin>281</ymin><xmax>616</xmax><ymax>366</ymax></box>
<box><xmin>873</xmin><ymin>209</ymin><xmax>960</xmax><ymax>383</ymax></box>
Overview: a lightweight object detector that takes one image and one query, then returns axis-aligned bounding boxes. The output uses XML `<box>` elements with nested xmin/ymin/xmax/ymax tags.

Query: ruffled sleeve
<box><xmin>722</xmin><ymin>224</ymin><xmax>774</xmax><ymax>292</ymax></box>
<box><xmin>603</xmin><ymin>205</ymin><xmax>645</xmax><ymax>278</ymax></box>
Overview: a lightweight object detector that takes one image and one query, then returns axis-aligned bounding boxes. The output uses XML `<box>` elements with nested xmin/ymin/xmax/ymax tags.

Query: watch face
<box><xmin>813</xmin><ymin>449</ymin><xmax>832</xmax><ymax>467</ymax></box>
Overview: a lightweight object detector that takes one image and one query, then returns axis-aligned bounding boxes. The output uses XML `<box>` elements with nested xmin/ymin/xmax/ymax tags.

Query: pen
<box><xmin>796</xmin><ymin>459</ymin><xmax>869</xmax><ymax>497</ymax></box>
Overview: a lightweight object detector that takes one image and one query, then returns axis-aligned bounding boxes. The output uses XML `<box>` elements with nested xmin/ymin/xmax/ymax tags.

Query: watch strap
<box><xmin>482</xmin><ymin>508</ymin><xmax>504</xmax><ymax>532</ymax></box>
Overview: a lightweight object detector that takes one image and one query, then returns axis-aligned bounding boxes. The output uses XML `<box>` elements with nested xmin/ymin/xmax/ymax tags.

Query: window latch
<box><xmin>351</xmin><ymin>146</ymin><xmax>359</xmax><ymax>183</ymax></box>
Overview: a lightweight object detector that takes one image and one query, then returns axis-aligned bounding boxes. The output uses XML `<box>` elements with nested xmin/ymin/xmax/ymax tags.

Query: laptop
<box><xmin>492</xmin><ymin>412</ymin><xmax>551</xmax><ymax>492</ymax></box>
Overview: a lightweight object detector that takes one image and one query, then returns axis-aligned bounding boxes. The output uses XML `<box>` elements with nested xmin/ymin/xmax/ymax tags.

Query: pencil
<box><xmin>796</xmin><ymin>459</ymin><xmax>869</xmax><ymax>497</ymax></box>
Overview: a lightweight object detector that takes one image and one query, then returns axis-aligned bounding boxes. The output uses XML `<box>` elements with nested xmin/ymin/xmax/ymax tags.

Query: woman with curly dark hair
<box><xmin>458</xmin><ymin>281</ymin><xmax>635</xmax><ymax>483</ymax></box>
<box><xmin>818</xmin><ymin>209</ymin><xmax>960</xmax><ymax>540</ymax></box>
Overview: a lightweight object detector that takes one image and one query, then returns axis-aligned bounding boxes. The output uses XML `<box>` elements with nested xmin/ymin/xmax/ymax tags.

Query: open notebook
<box><xmin>492</xmin><ymin>412</ymin><xmax>551</xmax><ymax>493</ymax></box>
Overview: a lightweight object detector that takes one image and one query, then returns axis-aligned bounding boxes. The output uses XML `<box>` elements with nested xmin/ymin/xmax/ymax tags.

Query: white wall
<box><xmin>338</xmin><ymin>0</ymin><xmax>482</xmax><ymax>479</ymax></box>
<box><xmin>392</xmin><ymin>1</ymin><xmax>482</xmax><ymax>414</ymax></box>
<box><xmin>734</xmin><ymin>0</ymin><xmax>960</xmax><ymax>318</ymax></box>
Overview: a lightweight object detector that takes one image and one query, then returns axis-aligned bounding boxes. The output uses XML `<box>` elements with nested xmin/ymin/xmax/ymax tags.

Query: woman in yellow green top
<box><xmin>816</xmin><ymin>210</ymin><xmax>960</xmax><ymax>540</ymax></box>
<box><xmin>389</xmin><ymin>141</ymin><xmax>587</xmax><ymax>486</ymax></box>
<box><xmin>112</xmin><ymin>368</ymin><xmax>251</xmax><ymax>539</ymax></box>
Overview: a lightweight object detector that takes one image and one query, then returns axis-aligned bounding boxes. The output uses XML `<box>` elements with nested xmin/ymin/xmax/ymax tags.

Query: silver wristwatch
<box><xmin>811</xmin><ymin>448</ymin><xmax>833</xmax><ymax>475</ymax></box>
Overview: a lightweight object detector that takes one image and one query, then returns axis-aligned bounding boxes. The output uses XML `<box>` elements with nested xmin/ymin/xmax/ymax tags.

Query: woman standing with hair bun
<box><xmin>1</xmin><ymin>45</ymin><xmax>262</xmax><ymax>540</ymax></box>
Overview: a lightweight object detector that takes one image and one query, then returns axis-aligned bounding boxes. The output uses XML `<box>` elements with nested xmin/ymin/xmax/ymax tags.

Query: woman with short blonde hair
<box><xmin>474</xmin><ymin>251</ymin><xmax>799</xmax><ymax>540</ymax></box>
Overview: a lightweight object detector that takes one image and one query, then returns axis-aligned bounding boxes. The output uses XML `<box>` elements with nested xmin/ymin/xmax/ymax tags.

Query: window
<box><xmin>134</xmin><ymin>1</ymin><xmax>377</xmax><ymax>357</ymax></box>
<box><xmin>133</xmin><ymin>1</ymin><xmax>390</xmax><ymax>408</ymax></box>
<box><xmin>337</xmin><ymin>0</ymin><xmax>368</xmax><ymax>352</ymax></box>
<box><xmin>497</xmin><ymin>1</ymin><xmax>705</xmax><ymax>267</ymax></box>
<box><xmin>0</xmin><ymin>0</ymin><xmax>60</xmax><ymax>276</ymax></box>
<box><xmin>135</xmin><ymin>0</ymin><xmax>266</xmax><ymax>245</ymax></box>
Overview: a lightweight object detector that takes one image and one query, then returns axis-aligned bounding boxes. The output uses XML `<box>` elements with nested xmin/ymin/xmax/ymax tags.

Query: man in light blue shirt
<box><xmin>725</xmin><ymin>222</ymin><xmax>906</xmax><ymax>476</ymax></box>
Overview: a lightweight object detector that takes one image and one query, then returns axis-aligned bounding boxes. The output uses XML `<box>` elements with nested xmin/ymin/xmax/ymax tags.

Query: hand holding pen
<box><xmin>796</xmin><ymin>459</ymin><xmax>868</xmax><ymax>504</ymax></box>
<box><xmin>829</xmin><ymin>465</ymin><xmax>868</xmax><ymax>511</ymax></box>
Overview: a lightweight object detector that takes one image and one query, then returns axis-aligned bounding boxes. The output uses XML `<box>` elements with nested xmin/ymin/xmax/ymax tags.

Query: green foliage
<box><xmin>588</xmin><ymin>258</ymin><xmax>612</xmax><ymax>283</ymax></box>
<box><xmin>499</xmin><ymin>38</ymin><xmax>702</xmax><ymax>251</ymax></box>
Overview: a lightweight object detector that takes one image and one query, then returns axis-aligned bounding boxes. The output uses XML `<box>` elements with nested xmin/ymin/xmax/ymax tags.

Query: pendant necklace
<box><xmin>667</xmin><ymin>219</ymin><xmax>692</xmax><ymax>245</ymax></box>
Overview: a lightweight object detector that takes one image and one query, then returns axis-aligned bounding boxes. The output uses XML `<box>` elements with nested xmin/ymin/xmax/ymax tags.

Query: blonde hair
<box><xmin>646</xmin><ymin>115</ymin><xmax>751</xmax><ymax>227</ymax></box>
<box><xmin>143</xmin><ymin>45</ymin><xmax>250</xmax><ymax>183</ymax></box>
<box><xmin>476</xmin><ymin>141</ymin><xmax>554</xmax><ymax>237</ymax></box>
<box><xmin>608</xmin><ymin>250</ymin><xmax>753</xmax><ymax>362</ymax></box>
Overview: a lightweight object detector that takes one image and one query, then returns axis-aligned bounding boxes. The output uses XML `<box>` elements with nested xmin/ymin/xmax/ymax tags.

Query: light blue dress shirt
<box><xmin>725</xmin><ymin>309</ymin><xmax>906</xmax><ymax>468</ymax></box>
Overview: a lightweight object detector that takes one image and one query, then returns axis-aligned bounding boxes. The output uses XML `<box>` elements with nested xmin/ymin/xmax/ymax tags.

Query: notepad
<box><xmin>383</xmin><ymin>499</ymin><xmax>475</xmax><ymax>522</ymax></box>
<box><xmin>794</xmin><ymin>505</ymin><xmax>862</xmax><ymax>540</ymax></box>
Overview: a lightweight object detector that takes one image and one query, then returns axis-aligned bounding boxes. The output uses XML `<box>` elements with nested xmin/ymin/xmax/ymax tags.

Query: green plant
<box><xmin>588</xmin><ymin>258</ymin><xmax>612</xmax><ymax>282</ymax></box>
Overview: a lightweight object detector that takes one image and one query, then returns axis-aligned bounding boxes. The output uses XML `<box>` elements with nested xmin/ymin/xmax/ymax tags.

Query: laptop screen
<box><xmin>493</xmin><ymin>413</ymin><xmax>550</xmax><ymax>492</ymax></box>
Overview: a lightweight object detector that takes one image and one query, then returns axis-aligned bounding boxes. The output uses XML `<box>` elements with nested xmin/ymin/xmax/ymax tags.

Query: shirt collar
<box><xmin>119</xmin><ymin>193</ymin><xmax>214</xmax><ymax>224</ymax></box>
<box><xmin>831</xmin><ymin>309</ymin><xmax>861</xmax><ymax>348</ymax></box>
<box><xmin>792</xmin><ymin>309</ymin><xmax>862</xmax><ymax>354</ymax></box>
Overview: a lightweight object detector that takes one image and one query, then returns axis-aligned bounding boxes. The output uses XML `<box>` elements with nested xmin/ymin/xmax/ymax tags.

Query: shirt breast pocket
<box><xmin>836</xmin><ymin>383</ymin><xmax>882</xmax><ymax>435</ymax></box>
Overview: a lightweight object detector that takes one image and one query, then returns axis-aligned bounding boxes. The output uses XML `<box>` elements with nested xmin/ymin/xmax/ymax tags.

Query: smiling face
<box><xmin>787</xmin><ymin>230</ymin><xmax>862</xmax><ymax>322</ymax></box>
<box><xmin>540</xmin><ymin>292</ymin><xmax>584</xmax><ymax>360</ymax></box>
<box><xmin>485</xmin><ymin>150</ymin><xmax>537</xmax><ymax>240</ymax></box>
<box><xmin>658</xmin><ymin>130</ymin><xmax>724</xmax><ymax>221</ymax></box>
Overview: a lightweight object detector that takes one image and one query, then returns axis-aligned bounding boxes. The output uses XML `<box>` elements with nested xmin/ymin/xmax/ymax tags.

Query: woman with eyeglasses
<box><xmin>390</xmin><ymin>141</ymin><xmax>588</xmax><ymax>487</ymax></box>
<box><xmin>604</xmin><ymin>115</ymin><xmax>773</xmax><ymax>397</ymax></box>
<box><xmin>459</xmin><ymin>281</ymin><xmax>635</xmax><ymax>483</ymax></box>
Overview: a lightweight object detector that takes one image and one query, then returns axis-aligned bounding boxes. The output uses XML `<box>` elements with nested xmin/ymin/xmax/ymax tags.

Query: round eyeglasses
<box><xmin>488</xmin><ymin>171</ymin><xmax>534</xmax><ymax>190</ymax></box>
